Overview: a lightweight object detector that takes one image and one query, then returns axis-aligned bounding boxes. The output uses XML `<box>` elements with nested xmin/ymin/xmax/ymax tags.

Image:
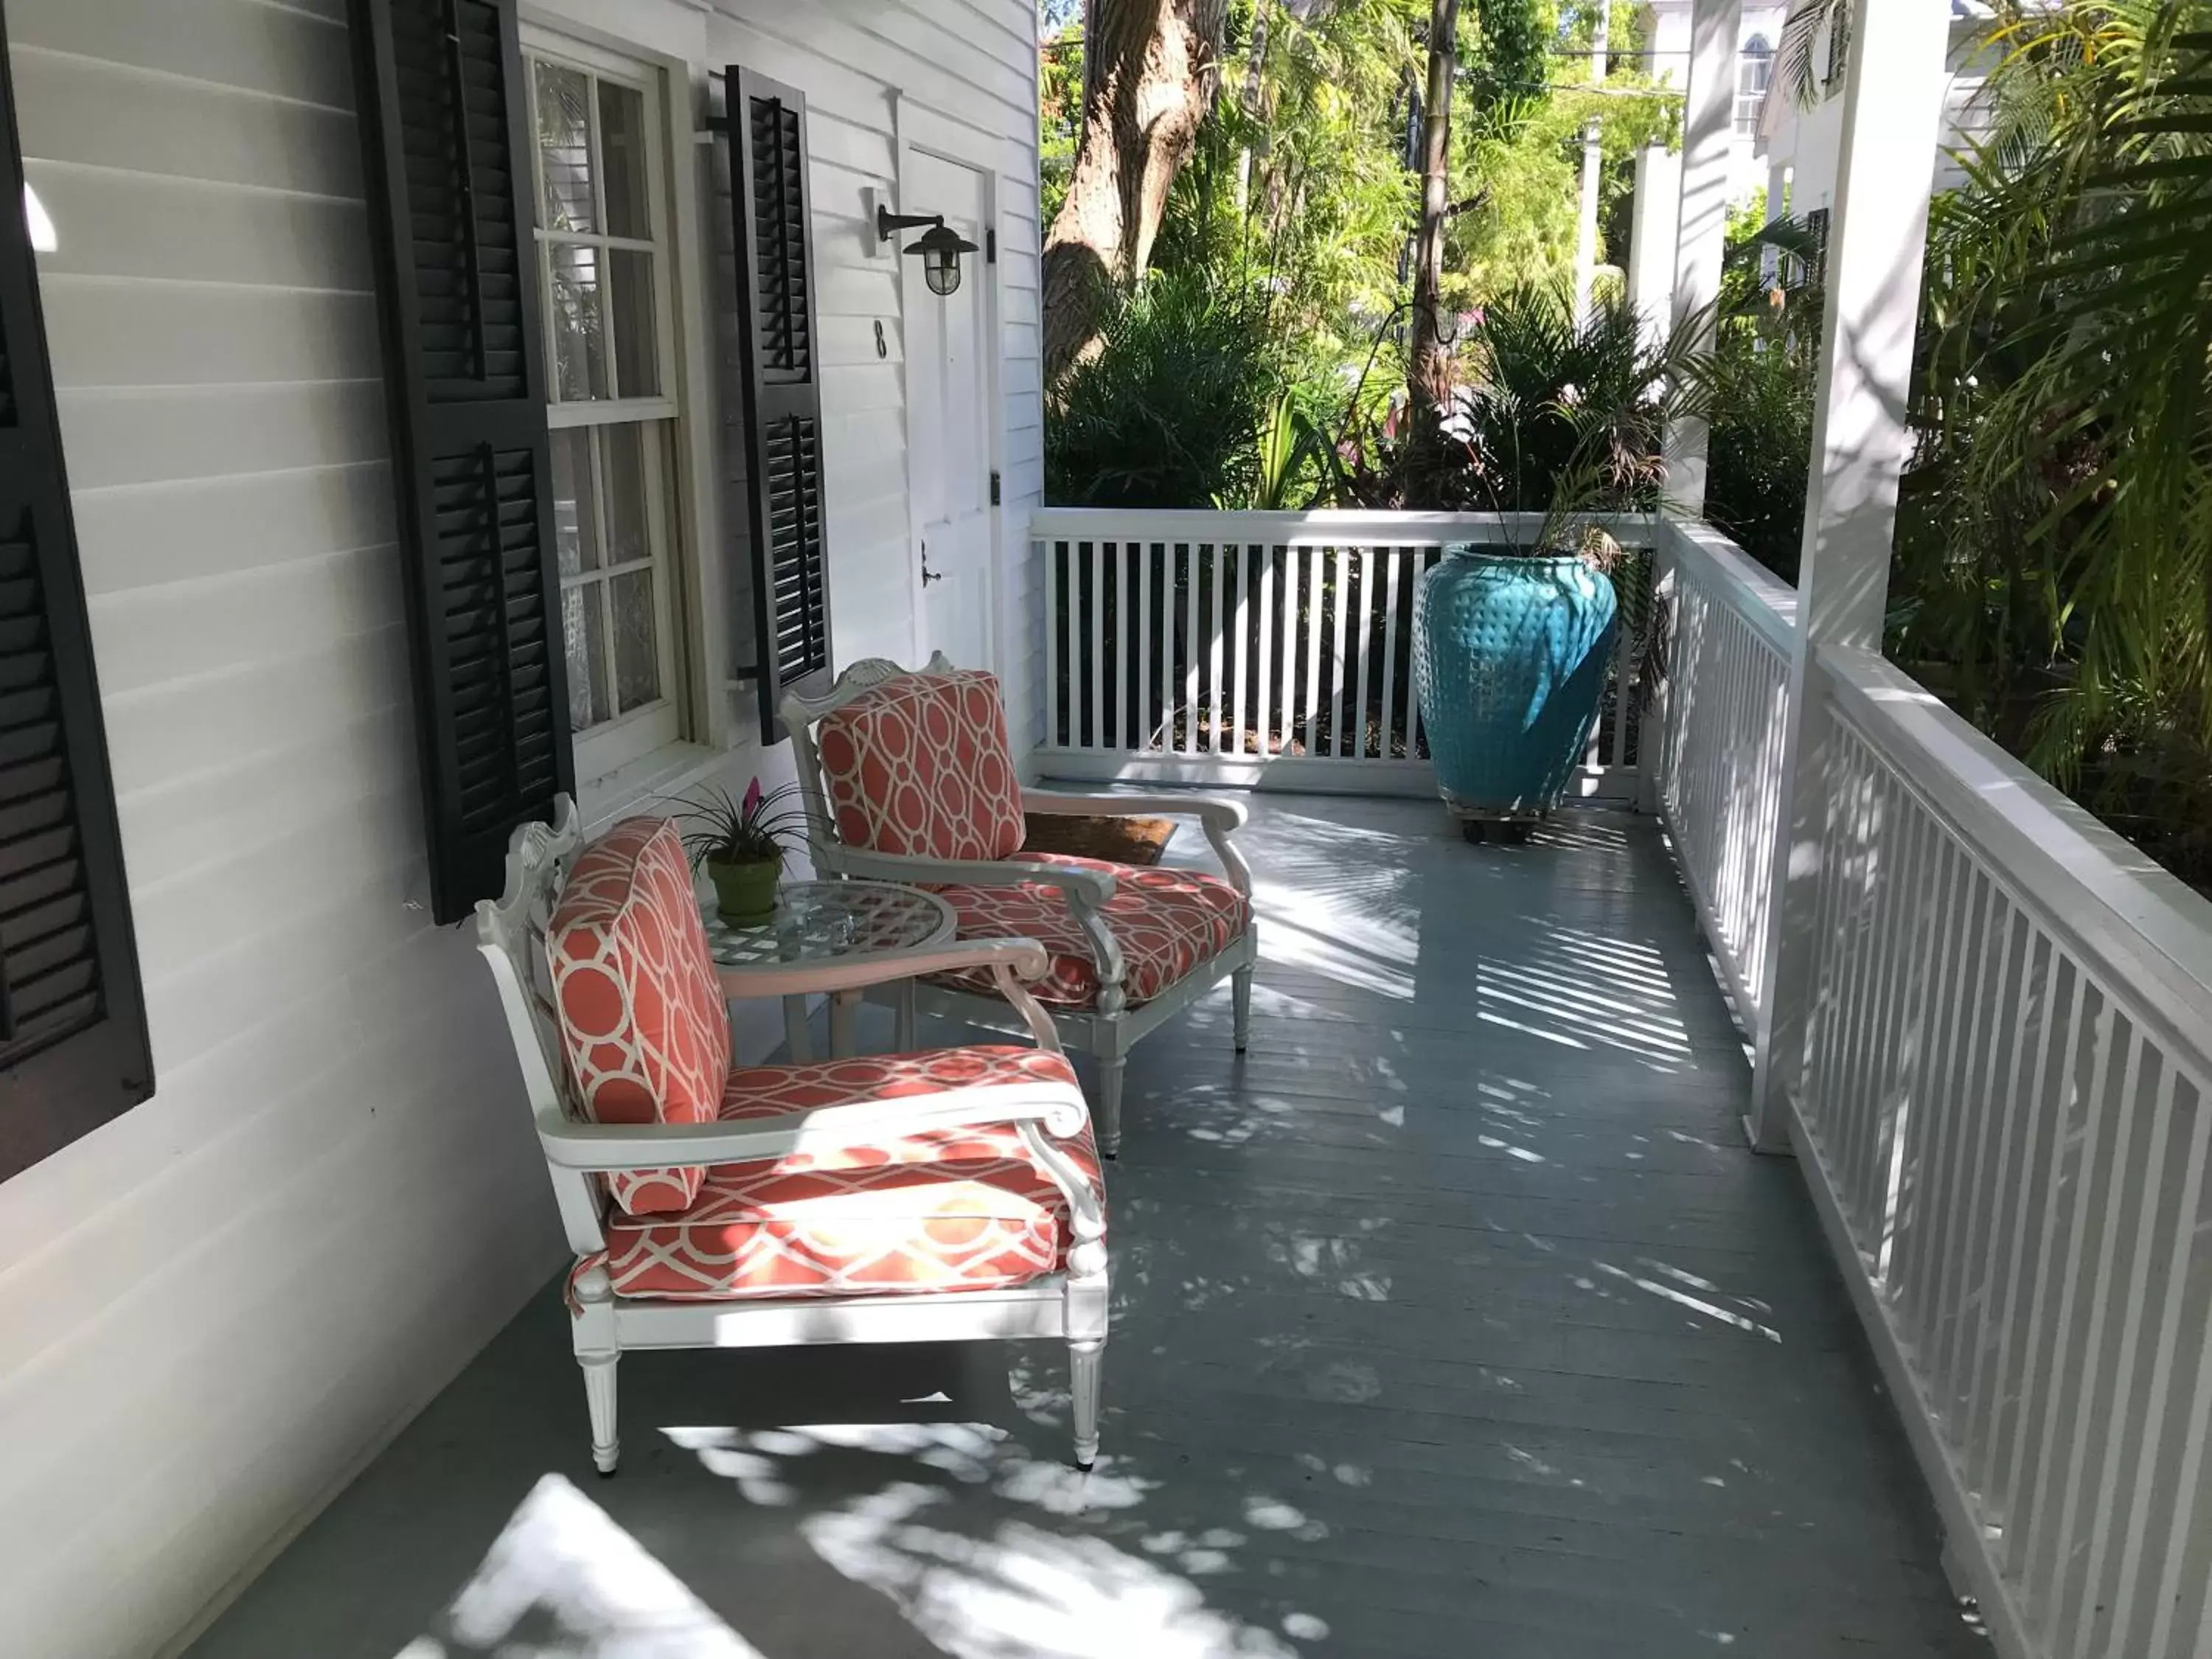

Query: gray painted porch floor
<box><xmin>188</xmin><ymin>795</ymin><xmax>1979</xmax><ymax>1659</ymax></box>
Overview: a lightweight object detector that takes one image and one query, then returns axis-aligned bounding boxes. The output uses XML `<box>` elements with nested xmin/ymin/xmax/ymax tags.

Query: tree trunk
<box><xmin>1234</xmin><ymin>0</ymin><xmax>1272</xmax><ymax>213</ymax></box>
<box><xmin>1041</xmin><ymin>0</ymin><xmax>1230</xmax><ymax>386</ymax></box>
<box><xmin>1406</xmin><ymin>0</ymin><xmax>1460</xmax><ymax>443</ymax></box>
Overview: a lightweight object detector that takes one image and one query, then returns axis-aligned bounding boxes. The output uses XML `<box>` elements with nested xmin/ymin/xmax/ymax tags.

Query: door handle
<box><xmin>920</xmin><ymin>542</ymin><xmax>943</xmax><ymax>585</ymax></box>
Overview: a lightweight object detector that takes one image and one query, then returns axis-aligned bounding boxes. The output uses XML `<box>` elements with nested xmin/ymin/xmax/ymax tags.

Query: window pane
<box><xmin>608</xmin><ymin>248</ymin><xmax>660</xmax><ymax>398</ymax></box>
<box><xmin>563</xmin><ymin>584</ymin><xmax>611</xmax><ymax>731</ymax></box>
<box><xmin>611</xmin><ymin>568</ymin><xmax>661</xmax><ymax>712</ymax></box>
<box><xmin>599</xmin><ymin>423</ymin><xmax>653</xmax><ymax>566</ymax></box>
<box><xmin>549</xmin><ymin>427</ymin><xmax>600</xmax><ymax>577</ymax></box>
<box><xmin>534</xmin><ymin>60</ymin><xmax>596</xmax><ymax>234</ymax></box>
<box><xmin>597</xmin><ymin>80</ymin><xmax>650</xmax><ymax>240</ymax></box>
<box><xmin>549</xmin><ymin>243</ymin><xmax>608</xmax><ymax>400</ymax></box>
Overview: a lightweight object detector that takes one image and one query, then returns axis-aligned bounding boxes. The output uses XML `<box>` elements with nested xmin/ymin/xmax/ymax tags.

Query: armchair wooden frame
<box><xmin>475</xmin><ymin>796</ymin><xmax>1110</xmax><ymax>1473</ymax></box>
<box><xmin>782</xmin><ymin>654</ymin><xmax>1259</xmax><ymax>1155</ymax></box>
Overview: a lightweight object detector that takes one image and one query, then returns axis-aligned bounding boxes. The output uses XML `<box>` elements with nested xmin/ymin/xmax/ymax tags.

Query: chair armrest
<box><xmin>1020</xmin><ymin>789</ymin><xmax>1253</xmax><ymax>900</ymax></box>
<box><xmin>538</xmin><ymin>1078</ymin><xmax>1090</xmax><ymax>1170</ymax></box>
<box><xmin>1022</xmin><ymin>788</ymin><xmax>1249</xmax><ymax>832</ymax></box>
<box><xmin>820</xmin><ymin>844</ymin><xmax>1118</xmax><ymax>906</ymax></box>
<box><xmin>815</xmin><ymin>843</ymin><xmax>1132</xmax><ymax>1005</ymax></box>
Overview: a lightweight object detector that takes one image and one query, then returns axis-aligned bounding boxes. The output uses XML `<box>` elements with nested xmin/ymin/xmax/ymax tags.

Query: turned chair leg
<box><xmin>1232</xmin><ymin>961</ymin><xmax>1254</xmax><ymax>1054</ymax></box>
<box><xmin>580</xmin><ymin>1351</ymin><xmax>620</xmax><ymax>1475</ymax></box>
<box><xmin>1094</xmin><ymin>1054</ymin><xmax>1126</xmax><ymax>1158</ymax></box>
<box><xmin>1069</xmin><ymin>1336</ymin><xmax>1105</xmax><ymax>1470</ymax></box>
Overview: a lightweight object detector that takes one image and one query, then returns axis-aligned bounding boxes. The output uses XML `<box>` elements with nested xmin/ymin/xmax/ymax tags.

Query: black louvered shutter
<box><xmin>0</xmin><ymin>10</ymin><xmax>154</xmax><ymax>1180</ymax></box>
<box><xmin>724</xmin><ymin>67</ymin><xmax>830</xmax><ymax>743</ymax></box>
<box><xmin>349</xmin><ymin>0</ymin><xmax>571</xmax><ymax>922</ymax></box>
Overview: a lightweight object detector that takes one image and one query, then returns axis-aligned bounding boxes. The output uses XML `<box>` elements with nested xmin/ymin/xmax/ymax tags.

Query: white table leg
<box><xmin>895</xmin><ymin>981</ymin><xmax>917</xmax><ymax>1051</ymax></box>
<box><xmin>783</xmin><ymin>995</ymin><xmax>811</xmax><ymax>1063</ymax></box>
<box><xmin>829</xmin><ymin>989</ymin><xmax>858</xmax><ymax>1057</ymax></box>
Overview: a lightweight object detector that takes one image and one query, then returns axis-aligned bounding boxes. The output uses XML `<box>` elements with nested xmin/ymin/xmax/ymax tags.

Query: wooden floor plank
<box><xmin>186</xmin><ymin>796</ymin><xmax>1978</xmax><ymax>1659</ymax></box>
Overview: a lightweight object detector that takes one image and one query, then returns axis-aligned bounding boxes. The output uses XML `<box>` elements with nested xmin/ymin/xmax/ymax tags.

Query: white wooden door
<box><xmin>902</xmin><ymin>148</ymin><xmax>996</xmax><ymax>673</ymax></box>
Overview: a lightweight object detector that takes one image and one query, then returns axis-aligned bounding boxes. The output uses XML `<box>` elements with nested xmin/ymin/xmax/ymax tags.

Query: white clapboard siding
<box><xmin>0</xmin><ymin>3</ymin><xmax>1043</xmax><ymax>1659</ymax></box>
<box><xmin>0</xmin><ymin>10</ymin><xmax>562</xmax><ymax>1659</ymax></box>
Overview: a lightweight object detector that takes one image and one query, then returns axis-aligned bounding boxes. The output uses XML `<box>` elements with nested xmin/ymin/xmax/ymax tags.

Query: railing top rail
<box><xmin>1663</xmin><ymin>519</ymin><xmax>1799</xmax><ymax>656</ymax></box>
<box><xmin>1028</xmin><ymin>506</ymin><xmax>1664</xmax><ymax>549</ymax></box>
<box><xmin>1818</xmin><ymin>641</ymin><xmax>2212</xmax><ymax>1077</ymax></box>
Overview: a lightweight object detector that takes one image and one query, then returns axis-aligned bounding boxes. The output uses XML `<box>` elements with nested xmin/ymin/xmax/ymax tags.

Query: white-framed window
<box><xmin>522</xmin><ymin>33</ymin><xmax>686</xmax><ymax>782</ymax></box>
<box><xmin>1736</xmin><ymin>34</ymin><xmax>1773</xmax><ymax>137</ymax></box>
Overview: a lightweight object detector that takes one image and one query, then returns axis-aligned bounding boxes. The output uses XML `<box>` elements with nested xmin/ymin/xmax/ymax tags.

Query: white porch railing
<box><xmin>1025</xmin><ymin>499</ymin><xmax>2212</xmax><ymax>1658</ymax></box>
<box><xmin>1646</xmin><ymin>519</ymin><xmax>2212</xmax><ymax>1659</ymax></box>
<box><xmin>1646</xmin><ymin>521</ymin><xmax>1798</xmax><ymax>1026</ymax></box>
<box><xmin>1031</xmin><ymin>508</ymin><xmax>1660</xmax><ymax>801</ymax></box>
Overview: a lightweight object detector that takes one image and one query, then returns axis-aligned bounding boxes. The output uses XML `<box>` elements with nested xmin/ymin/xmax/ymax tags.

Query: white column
<box><xmin>1745</xmin><ymin>0</ymin><xmax>1952</xmax><ymax>1152</ymax></box>
<box><xmin>1571</xmin><ymin>4</ymin><xmax>1612</xmax><ymax>324</ymax></box>
<box><xmin>1627</xmin><ymin>144</ymin><xmax>1680</xmax><ymax>352</ymax></box>
<box><xmin>1660</xmin><ymin>0</ymin><xmax>1742</xmax><ymax>515</ymax></box>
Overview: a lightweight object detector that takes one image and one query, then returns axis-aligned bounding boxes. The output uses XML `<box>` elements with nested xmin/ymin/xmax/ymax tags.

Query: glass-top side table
<box><xmin>699</xmin><ymin>879</ymin><xmax>955</xmax><ymax>1060</ymax></box>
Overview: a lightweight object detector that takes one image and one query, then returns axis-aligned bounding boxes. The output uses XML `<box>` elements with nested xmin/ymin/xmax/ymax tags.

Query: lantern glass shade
<box><xmin>905</xmin><ymin>222</ymin><xmax>977</xmax><ymax>299</ymax></box>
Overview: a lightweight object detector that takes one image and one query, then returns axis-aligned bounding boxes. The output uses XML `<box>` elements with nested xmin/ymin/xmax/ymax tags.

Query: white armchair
<box><xmin>782</xmin><ymin>654</ymin><xmax>1259</xmax><ymax>1155</ymax></box>
<box><xmin>475</xmin><ymin>798</ymin><xmax>1110</xmax><ymax>1473</ymax></box>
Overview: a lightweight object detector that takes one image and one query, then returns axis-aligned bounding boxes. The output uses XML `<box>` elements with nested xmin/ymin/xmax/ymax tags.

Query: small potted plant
<box><xmin>672</xmin><ymin>777</ymin><xmax>803</xmax><ymax>925</ymax></box>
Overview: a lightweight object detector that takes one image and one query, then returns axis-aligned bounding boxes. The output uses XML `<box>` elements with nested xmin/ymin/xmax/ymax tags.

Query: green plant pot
<box><xmin>706</xmin><ymin>856</ymin><xmax>781</xmax><ymax>925</ymax></box>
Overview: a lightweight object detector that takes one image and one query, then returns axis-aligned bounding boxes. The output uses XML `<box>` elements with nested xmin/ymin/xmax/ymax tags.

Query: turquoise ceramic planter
<box><xmin>1412</xmin><ymin>549</ymin><xmax>1619</xmax><ymax>818</ymax></box>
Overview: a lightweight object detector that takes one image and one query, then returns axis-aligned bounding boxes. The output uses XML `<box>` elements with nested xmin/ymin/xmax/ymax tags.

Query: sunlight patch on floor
<box><xmin>392</xmin><ymin>1474</ymin><xmax>767</xmax><ymax>1659</ymax></box>
<box><xmin>669</xmin><ymin>1424</ymin><xmax>1322</xmax><ymax>1659</ymax></box>
<box><xmin>1592</xmin><ymin>1260</ymin><xmax>1783</xmax><ymax>1342</ymax></box>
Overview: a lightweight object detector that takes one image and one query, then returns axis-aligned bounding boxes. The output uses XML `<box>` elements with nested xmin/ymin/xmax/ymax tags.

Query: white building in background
<box><xmin>1756</xmin><ymin>0</ymin><xmax>2009</xmax><ymax>229</ymax></box>
<box><xmin>1637</xmin><ymin>0</ymin><xmax>1790</xmax><ymax>204</ymax></box>
<box><xmin>1623</xmin><ymin>0</ymin><xmax>1785</xmax><ymax>339</ymax></box>
<box><xmin>1627</xmin><ymin>0</ymin><xmax>2008</xmax><ymax>330</ymax></box>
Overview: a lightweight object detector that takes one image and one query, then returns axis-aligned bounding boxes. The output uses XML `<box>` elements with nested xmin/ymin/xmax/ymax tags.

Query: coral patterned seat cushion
<box><xmin>596</xmin><ymin>1047</ymin><xmax>1102</xmax><ymax>1301</ymax></box>
<box><xmin>813</xmin><ymin>669</ymin><xmax>1025</xmax><ymax>863</ymax></box>
<box><xmin>548</xmin><ymin>817</ymin><xmax>731</xmax><ymax>1218</ymax></box>
<box><xmin>931</xmin><ymin>852</ymin><xmax>1251</xmax><ymax>1009</ymax></box>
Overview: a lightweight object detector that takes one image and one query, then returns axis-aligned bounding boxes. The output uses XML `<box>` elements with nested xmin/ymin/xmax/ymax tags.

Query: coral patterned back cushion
<box><xmin>547</xmin><ymin>816</ymin><xmax>731</xmax><ymax>1217</ymax></box>
<box><xmin>814</xmin><ymin>669</ymin><xmax>1023</xmax><ymax>863</ymax></box>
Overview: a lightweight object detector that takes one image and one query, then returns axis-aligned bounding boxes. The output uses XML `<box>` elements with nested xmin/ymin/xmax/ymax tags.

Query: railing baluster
<box><xmin>1276</xmin><ymin>546</ymin><xmax>1299</xmax><ymax>758</ymax></box>
<box><xmin>1138</xmin><ymin>541</ymin><xmax>1155</xmax><ymax>751</ymax></box>
<box><xmin>1350</xmin><ymin>549</ymin><xmax>1375</xmax><ymax>759</ymax></box>
<box><xmin>1377</xmin><ymin>548</ymin><xmax>1404</xmax><ymax>759</ymax></box>
<box><xmin>1043</xmin><ymin>537</ymin><xmax>1060</xmax><ymax>748</ymax></box>
<box><xmin>1304</xmin><ymin>543</ymin><xmax>1324</xmax><ymax>756</ymax></box>
<box><xmin>1208</xmin><ymin>543</ymin><xmax>1228</xmax><ymax>754</ymax></box>
<box><xmin>1116</xmin><ymin>540</ymin><xmax>1133</xmax><ymax>751</ymax></box>
<box><xmin>1086</xmin><ymin>543</ymin><xmax>1104</xmax><ymax>752</ymax></box>
<box><xmin>1255</xmin><ymin>548</ymin><xmax>1276</xmax><ymax>759</ymax></box>
<box><xmin>1231</xmin><ymin>544</ymin><xmax>1252</xmax><ymax>757</ymax></box>
<box><xmin>1182</xmin><ymin>543</ymin><xmax>1200</xmax><ymax>757</ymax></box>
<box><xmin>1330</xmin><ymin>546</ymin><xmax>1351</xmax><ymax>758</ymax></box>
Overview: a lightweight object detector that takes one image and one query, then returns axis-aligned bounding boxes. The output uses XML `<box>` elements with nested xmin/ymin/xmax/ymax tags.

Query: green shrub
<box><xmin>1703</xmin><ymin>331</ymin><xmax>1813</xmax><ymax>583</ymax></box>
<box><xmin>1045</xmin><ymin>270</ymin><xmax>1283</xmax><ymax>509</ymax></box>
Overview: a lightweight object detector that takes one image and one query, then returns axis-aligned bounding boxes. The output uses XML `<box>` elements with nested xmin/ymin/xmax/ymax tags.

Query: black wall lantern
<box><xmin>876</xmin><ymin>206</ymin><xmax>978</xmax><ymax>297</ymax></box>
